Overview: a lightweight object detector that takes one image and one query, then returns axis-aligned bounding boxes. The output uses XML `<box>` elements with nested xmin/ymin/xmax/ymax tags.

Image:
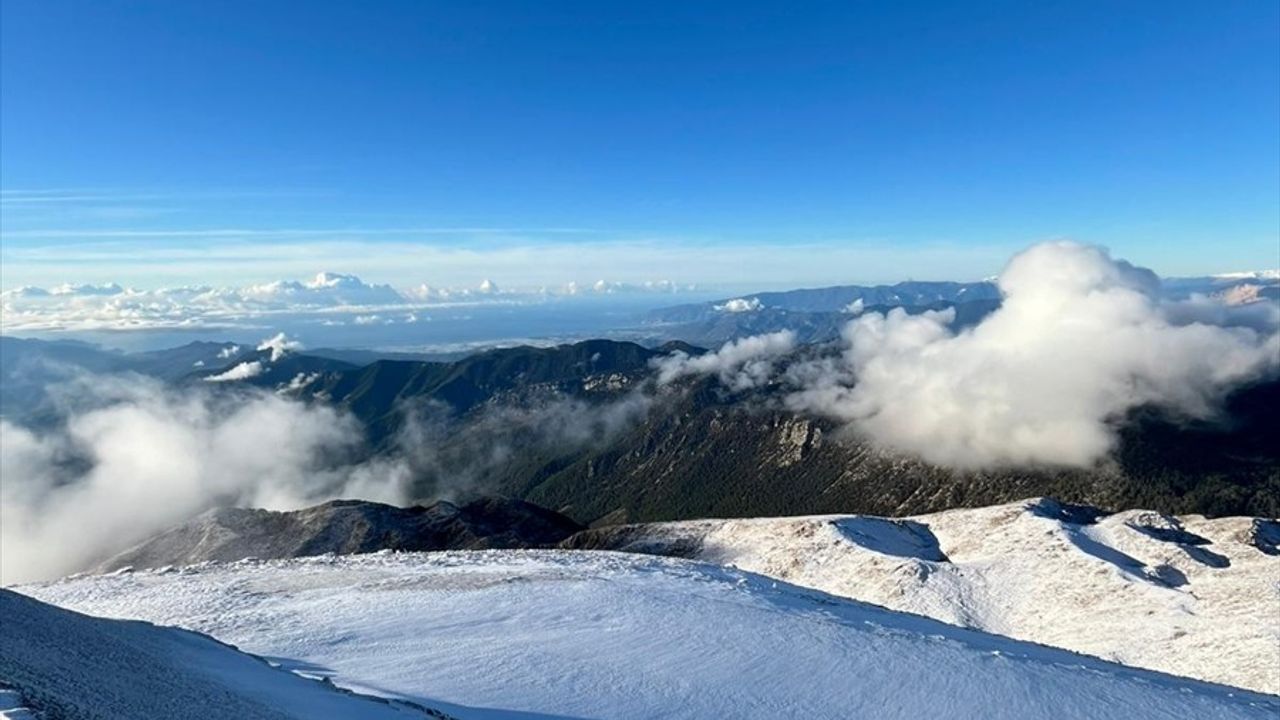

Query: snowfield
<box><xmin>568</xmin><ymin>498</ymin><xmax>1280</xmax><ymax>694</ymax></box>
<box><xmin>19</xmin><ymin>550</ymin><xmax>1279</xmax><ymax>719</ymax></box>
<box><xmin>0</xmin><ymin>589</ymin><xmax>449</xmax><ymax>719</ymax></box>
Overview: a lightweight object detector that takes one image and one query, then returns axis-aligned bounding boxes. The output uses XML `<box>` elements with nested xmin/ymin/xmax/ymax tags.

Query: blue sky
<box><xmin>2</xmin><ymin>0</ymin><xmax>1277</xmax><ymax>290</ymax></box>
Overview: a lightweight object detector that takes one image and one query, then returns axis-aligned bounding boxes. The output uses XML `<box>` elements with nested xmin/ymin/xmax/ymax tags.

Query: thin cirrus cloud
<box><xmin>0</xmin><ymin>233</ymin><xmax>1027</xmax><ymax>293</ymax></box>
<box><xmin>0</xmin><ymin>227</ymin><xmax>599</xmax><ymax>239</ymax></box>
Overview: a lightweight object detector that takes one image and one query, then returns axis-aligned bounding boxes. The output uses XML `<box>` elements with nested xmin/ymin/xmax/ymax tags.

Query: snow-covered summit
<box><xmin>19</xmin><ymin>550</ymin><xmax>1278</xmax><ymax>719</ymax></box>
<box><xmin>563</xmin><ymin>498</ymin><xmax>1280</xmax><ymax>694</ymax></box>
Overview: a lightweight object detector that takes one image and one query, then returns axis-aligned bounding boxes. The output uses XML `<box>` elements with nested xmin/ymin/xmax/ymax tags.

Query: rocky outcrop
<box><xmin>95</xmin><ymin>497</ymin><xmax>583</xmax><ymax>573</ymax></box>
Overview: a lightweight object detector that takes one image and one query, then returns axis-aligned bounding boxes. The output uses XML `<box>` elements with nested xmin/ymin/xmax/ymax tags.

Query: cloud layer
<box><xmin>784</xmin><ymin>242</ymin><xmax>1279</xmax><ymax>467</ymax></box>
<box><xmin>0</xmin><ymin>378</ymin><xmax>407</xmax><ymax>584</ymax></box>
<box><xmin>0</xmin><ymin>358</ymin><xmax>657</xmax><ymax>584</ymax></box>
<box><xmin>0</xmin><ymin>270</ymin><xmax>700</xmax><ymax>333</ymax></box>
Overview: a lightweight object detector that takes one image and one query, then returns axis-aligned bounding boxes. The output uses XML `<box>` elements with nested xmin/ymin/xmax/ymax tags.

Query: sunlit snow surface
<box><xmin>0</xmin><ymin>589</ymin><xmax>441</xmax><ymax>719</ymax></box>
<box><xmin>573</xmin><ymin>498</ymin><xmax>1280</xmax><ymax>694</ymax></box>
<box><xmin>20</xmin><ymin>550</ymin><xmax>1278</xmax><ymax>719</ymax></box>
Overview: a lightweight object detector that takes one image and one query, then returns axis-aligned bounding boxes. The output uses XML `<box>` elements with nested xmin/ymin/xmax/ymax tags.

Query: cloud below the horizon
<box><xmin>0</xmin><ymin>377</ymin><xmax>408</xmax><ymax>585</ymax></box>
<box><xmin>782</xmin><ymin>242</ymin><xmax>1280</xmax><ymax>468</ymax></box>
<box><xmin>0</xmin><ymin>234</ymin><xmax>1027</xmax><ymax>296</ymax></box>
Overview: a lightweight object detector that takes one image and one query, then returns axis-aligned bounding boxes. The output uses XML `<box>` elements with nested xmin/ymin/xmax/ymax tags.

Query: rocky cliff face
<box><xmin>496</xmin><ymin>375</ymin><xmax>1280</xmax><ymax>525</ymax></box>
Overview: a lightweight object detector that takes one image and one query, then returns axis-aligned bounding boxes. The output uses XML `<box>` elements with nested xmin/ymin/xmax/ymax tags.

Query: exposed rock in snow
<box><xmin>18</xmin><ymin>551</ymin><xmax>1276</xmax><ymax>719</ymax></box>
<box><xmin>561</xmin><ymin>498</ymin><xmax>1280</xmax><ymax>694</ymax></box>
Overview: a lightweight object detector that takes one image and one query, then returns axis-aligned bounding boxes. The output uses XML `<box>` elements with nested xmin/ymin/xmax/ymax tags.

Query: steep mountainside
<box><xmin>96</xmin><ymin>498</ymin><xmax>583</xmax><ymax>573</ymax></box>
<box><xmin>263</xmin><ymin>340</ymin><xmax>1280</xmax><ymax>523</ymax></box>
<box><xmin>274</xmin><ymin>339</ymin><xmax>684</xmax><ymax>447</ymax></box>
<box><xmin>562</xmin><ymin>497</ymin><xmax>1280</xmax><ymax>693</ymax></box>
<box><xmin>20</xmin><ymin>552</ymin><xmax>1278</xmax><ymax>719</ymax></box>
<box><xmin>9</xmin><ymin>336</ymin><xmax>1278</xmax><ymax>524</ymax></box>
<box><xmin>455</xmin><ymin>372</ymin><xmax>1280</xmax><ymax>524</ymax></box>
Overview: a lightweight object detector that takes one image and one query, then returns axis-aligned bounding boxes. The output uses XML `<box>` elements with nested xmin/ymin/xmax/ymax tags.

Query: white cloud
<box><xmin>0</xmin><ymin>369</ymin><xmax>657</xmax><ymax>584</ymax></box>
<box><xmin>786</xmin><ymin>241</ymin><xmax>1280</xmax><ymax>468</ymax></box>
<box><xmin>256</xmin><ymin>332</ymin><xmax>302</xmax><ymax>361</ymax></box>
<box><xmin>278</xmin><ymin>372</ymin><xmax>322</xmax><ymax>395</ymax></box>
<box><xmin>49</xmin><ymin>282</ymin><xmax>125</xmax><ymax>297</ymax></box>
<box><xmin>204</xmin><ymin>361</ymin><xmax>264</xmax><ymax>382</ymax></box>
<box><xmin>0</xmin><ymin>380</ymin><xmax>407</xmax><ymax>584</ymax></box>
<box><xmin>714</xmin><ymin>297</ymin><xmax>764</xmax><ymax>313</ymax></box>
<box><xmin>653</xmin><ymin>330</ymin><xmax>796</xmax><ymax>391</ymax></box>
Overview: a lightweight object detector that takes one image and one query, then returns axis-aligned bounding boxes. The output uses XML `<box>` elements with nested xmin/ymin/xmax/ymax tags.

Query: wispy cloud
<box><xmin>1</xmin><ymin>226</ymin><xmax>597</xmax><ymax>239</ymax></box>
<box><xmin>0</xmin><ymin>193</ymin><xmax>173</xmax><ymax>206</ymax></box>
<box><xmin>0</xmin><ymin>236</ymin><xmax>1024</xmax><ymax>291</ymax></box>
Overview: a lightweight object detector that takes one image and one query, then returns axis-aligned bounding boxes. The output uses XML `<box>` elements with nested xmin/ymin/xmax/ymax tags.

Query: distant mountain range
<box><xmin>636</xmin><ymin>299</ymin><xmax>1002</xmax><ymax>346</ymax></box>
<box><xmin>636</xmin><ymin>274</ymin><xmax>1279</xmax><ymax>346</ymax></box>
<box><xmin>647</xmin><ymin>280</ymin><xmax>1002</xmax><ymax>322</ymax></box>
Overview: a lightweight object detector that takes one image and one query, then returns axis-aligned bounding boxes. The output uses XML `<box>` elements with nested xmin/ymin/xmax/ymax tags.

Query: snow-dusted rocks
<box><xmin>18</xmin><ymin>551</ymin><xmax>1278</xmax><ymax>719</ymax></box>
<box><xmin>563</xmin><ymin>498</ymin><xmax>1280</xmax><ymax>694</ymax></box>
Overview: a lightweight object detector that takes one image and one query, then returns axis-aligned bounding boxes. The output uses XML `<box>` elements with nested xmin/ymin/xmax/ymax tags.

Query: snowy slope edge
<box><xmin>19</xmin><ymin>550</ymin><xmax>1280</xmax><ymax>720</ymax></box>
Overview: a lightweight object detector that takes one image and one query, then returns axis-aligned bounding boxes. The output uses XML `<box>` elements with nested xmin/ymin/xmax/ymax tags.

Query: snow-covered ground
<box><xmin>0</xmin><ymin>589</ymin><xmax>449</xmax><ymax>719</ymax></box>
<box><xmin>569</xmin><ymin>498</ymin><xmax>1280</xmax><ymax>694</ymax></box>
<box><xmin>19</xmin><ymin>550</ymin><xmax>1278</xmax><ymax>719</ymax></box>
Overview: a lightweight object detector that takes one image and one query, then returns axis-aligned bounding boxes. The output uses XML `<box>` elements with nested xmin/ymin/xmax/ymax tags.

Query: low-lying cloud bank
<box><xmin>654</xmin><ymin>331</ymin><xmax>797</xmax><ymax>391</ymax></box>
<box><xmin>648</xmin><ymin>242</ymin><xmax>1277</xmax><ymax>469</ymax></box>
<box><xmin>0</xmin><ymin>369</ymin><xmax>656</xmax><ymax>584</ymax></box>
<box><xmin>0</xmin><ymin>378</ymin><xmax>408</xmax><ymax>585</ymax></box>
<box><xmin>783</xmin><ymin>242</ymin><xmax>1279</xmax><ymax>468</ymax></box>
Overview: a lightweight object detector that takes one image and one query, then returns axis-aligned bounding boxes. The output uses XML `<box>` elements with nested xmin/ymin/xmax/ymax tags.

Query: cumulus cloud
<box><xmin>204</xmin><ymin>361</ymin><xmax>265</xmax><ymax>382</ymax></box>
<box><xmin>787</xmin><ymin>242</ymin><xmax>1280</xmax><ymax>468</ymax></box>
<box><xmin>278</xmin><ymin>372</ymin><xmax>322</xmax><ymax>394</ymax></box>
<box><xmin>0</xmin><ymin>380</ymin><xmax>408</xmax><ymax>584</ymax></box>
<box><xmin>49</xmin><ymin>282</ymin><xmax>125</xmax><ymax>297</ymax></box>
<box><xmin>653</xmin><ymin>330</ymin><xmax>796</xmax><ymax>391</ymax></box>
<box><xmin>256</xmin><ymin>332</ymin><xmax>302</xmax><ymax>361</ymax></box>
<box><xmin>714</xmin><ymin>297</ymin><xmax>763</xmax><ymax>313</ymax></box>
